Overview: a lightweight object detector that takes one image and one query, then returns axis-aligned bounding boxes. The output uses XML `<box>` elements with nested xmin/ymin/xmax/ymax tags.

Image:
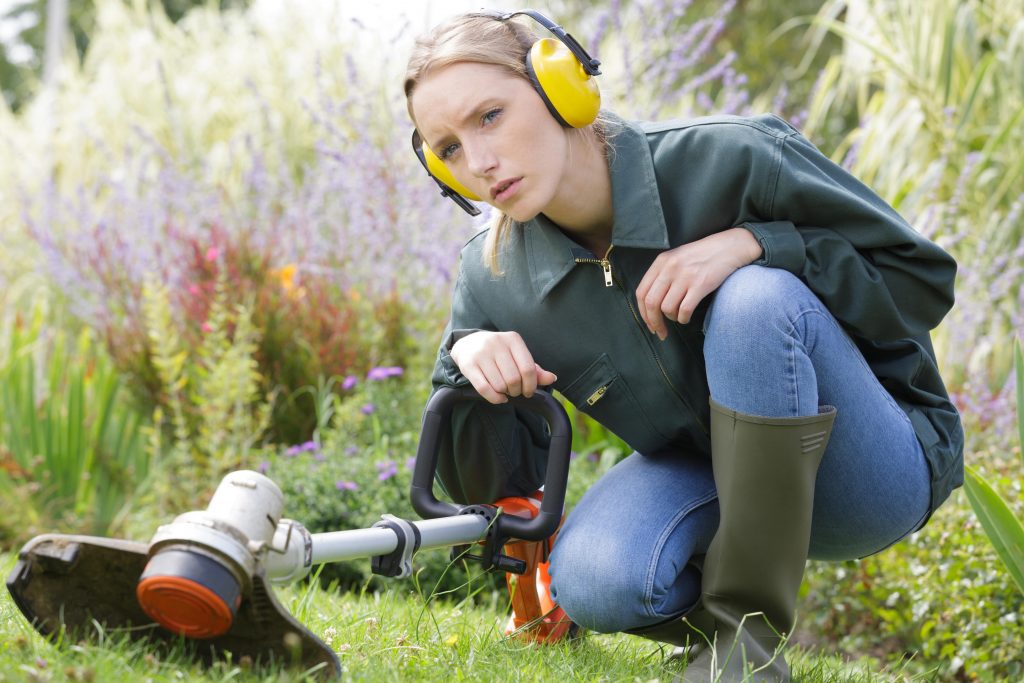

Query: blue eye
<box><xmin>439</xmin><ymin>142</ymin><xmax>460</xmax><ymax>161</ymax></box>
<box><xmin>482</xmin><ymin>108</ymin><xmax>502</xmax><ymax>124</ymax></box>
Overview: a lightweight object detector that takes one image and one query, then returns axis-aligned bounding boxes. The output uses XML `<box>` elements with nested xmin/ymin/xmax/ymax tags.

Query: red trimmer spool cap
<box><xmin>136</xmin><ymin>548</ymin><xmax>242</xmax><ymax>639</ymax></box>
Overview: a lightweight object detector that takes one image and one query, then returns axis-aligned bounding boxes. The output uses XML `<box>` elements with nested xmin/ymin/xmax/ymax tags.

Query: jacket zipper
<box><xmin>587</xmin><ymin>250</ymin><xmax>709</xmax><ymax>436</ymax></box>
<box><xmin>586</xmin><ymin>385</ymin><xmax>609</xmax><ymax>405</ymax></box>
<box><xmin>574</xmin><ymin>245</ymin><xmax>614</xmax><ymax>287</ymax></box>
<box><xmin>620</xmin><ymin>284</ymin><xmax>709</xmax><ymax>436</ymax></box>
<box><xmin>571</xmin><ymin>246</ymin><xmax>707</xmax><ymax>435</ymax></box>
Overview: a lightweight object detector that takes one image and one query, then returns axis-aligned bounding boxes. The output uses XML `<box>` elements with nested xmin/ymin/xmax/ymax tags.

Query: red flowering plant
<box><xmin>20</xmin><ymin>51</ymin><xmax>468</xmax><ymax>456</ymax></box>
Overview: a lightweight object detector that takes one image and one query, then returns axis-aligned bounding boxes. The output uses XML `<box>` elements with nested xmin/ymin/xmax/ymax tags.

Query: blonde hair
<box><xmin>404</xmin><ymin>13</ymin><xmax>613</xmax><ymax>275</ymax></box>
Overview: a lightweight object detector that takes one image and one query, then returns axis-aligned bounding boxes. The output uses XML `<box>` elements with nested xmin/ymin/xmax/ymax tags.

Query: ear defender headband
<box><xmin>411</xmin><ymin>9</ymin><xmax>602</xmax><ymax>216</ymax></box>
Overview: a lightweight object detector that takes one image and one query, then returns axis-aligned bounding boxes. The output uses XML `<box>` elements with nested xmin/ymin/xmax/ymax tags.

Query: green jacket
<box><xmin>430</xmin><ymin>113</ymin><xmax>964</xmax><ymax>520</ymax></box>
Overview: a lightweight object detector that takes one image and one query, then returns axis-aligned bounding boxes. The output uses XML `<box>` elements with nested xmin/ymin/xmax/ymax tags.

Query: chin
<box><xmin>505</xmin><ymin>207</ymin><xmax>541</xmax><ymax>223</ymax></box>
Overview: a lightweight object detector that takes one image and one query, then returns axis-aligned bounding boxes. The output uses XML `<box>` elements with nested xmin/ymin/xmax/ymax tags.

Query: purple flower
<box><xmin>361</xmin><ymin>403</ymin><xmax>375</xmax><ymax>414</ymax></box>
<box><xmin>342</xmin><ymin>375</ymin><xmax>358</xmax><ymax>390</ymax></box>
<box><xmin>367</xmin><ymin>366</ymin><xmax>404</xmax><ymax>381</ymax></box>
<box><xmin>335</xmin><ymin>480</ymin><xmax>359</xmax><ymax>491</ymax></box>
<box><xmin>285</xmin><ymin>441</ymin><xmax>319</xmax><ymax>457</ymax></box>
<box><xmin>405</xmin><ymin>456</ymin><xmax>416</xmax><ymax>471</ymax></box>
<box><xmin>376</xmin><ymin>460</ymin><xmax>398</xmax><ymax>481</ymax></box>
<box><xmin>345</xmin><ymin>445</ymin><xmax>359</xmax><ymax>456</ymax></box>
<box><xmin>258</xmin><ymin>460</ymin><xmax>270</xmax><ymax>473</ymax></box>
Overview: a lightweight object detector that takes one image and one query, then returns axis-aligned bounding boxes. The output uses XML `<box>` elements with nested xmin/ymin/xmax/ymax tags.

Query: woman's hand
<box><xmin>636</xmin><ymin>227</ymin><xmax>763</xmax><ymax>340</ymax></box>
<box><xmin>450</xmin><ymin>331</ymin><xmax>558</xmax><ymax>404</ymax></box>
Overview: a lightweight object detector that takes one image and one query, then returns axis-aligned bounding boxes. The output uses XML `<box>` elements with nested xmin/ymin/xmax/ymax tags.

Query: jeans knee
<box><xmin>549</xmin><ymin>538</ymin><xmax>650</xmax><ymax>633</ymax></box>
<box><xmin>704</xmin><ymin>266</ymin><xmax>822</xmax><ymax>366</ymax></box>
<box><xmin>706</xmin><ymin>266</ymin><xmax>805</xmax><ymax>335</ymax></box>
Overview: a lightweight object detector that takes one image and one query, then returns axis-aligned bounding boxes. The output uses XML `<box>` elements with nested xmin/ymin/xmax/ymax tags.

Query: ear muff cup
<box><xmin>421</xmin><ymin>143</ymin><xmax>482</xmax><ymax>201</ymax></box>
<box><xmin>525</xmin><ymin>38</ymin><xmax>601</xmax><ymax>128</ymax></box>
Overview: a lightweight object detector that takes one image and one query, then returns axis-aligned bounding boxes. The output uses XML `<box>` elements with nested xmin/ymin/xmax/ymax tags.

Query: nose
<box><xmin>462</xmin><ymin>137</ymin><xmax>498</xmax><ymax>178</ymax></box>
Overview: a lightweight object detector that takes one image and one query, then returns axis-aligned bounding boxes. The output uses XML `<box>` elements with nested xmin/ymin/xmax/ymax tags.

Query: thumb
<box><xmin>535</xmin><ymin>364</ymin><xmax>558</xmax><ymax>386</ymax></box>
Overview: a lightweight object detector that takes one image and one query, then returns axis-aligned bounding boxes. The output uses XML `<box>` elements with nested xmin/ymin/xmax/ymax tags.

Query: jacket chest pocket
<box><xmin>560</xmin><ymin>353</ymin><xmax>669</xmax><ymax>454</ymax></box>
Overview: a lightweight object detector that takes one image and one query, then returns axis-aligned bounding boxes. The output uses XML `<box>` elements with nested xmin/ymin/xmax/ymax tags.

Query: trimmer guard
<box><xmin>6</xmin><ymin>534</ymin><xmax>340</xmax><ymax>678</ymax></box>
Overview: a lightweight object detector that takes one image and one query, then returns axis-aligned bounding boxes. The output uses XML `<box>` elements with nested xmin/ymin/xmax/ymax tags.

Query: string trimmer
<box><xmin>6</xmin><ymin>387</ymin><xmax>574</xmax><ymax>678</ymax></box>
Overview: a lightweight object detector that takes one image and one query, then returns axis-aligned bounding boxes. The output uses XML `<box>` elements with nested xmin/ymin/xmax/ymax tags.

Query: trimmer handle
<box><xmin>410</xmin><ymin>386</ymin><xmax>571</xmax><ymax>541</ymax></box>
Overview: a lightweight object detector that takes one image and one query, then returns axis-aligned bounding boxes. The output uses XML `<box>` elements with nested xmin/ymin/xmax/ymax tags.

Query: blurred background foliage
<box><xmin>0</xmin><ymin>0</ymin><xmax>1022</xmax><ymax>678</ymax></box>
<box><xmin>0</xmin><ymin>0</ymin><xmax>251</xmax><ymax>111</ymax></box>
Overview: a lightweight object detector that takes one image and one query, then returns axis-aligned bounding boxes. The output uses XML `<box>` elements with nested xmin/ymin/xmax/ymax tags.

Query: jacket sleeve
<box><xmin>428</xmin><ymin>262</ymin><xmax>551</xmax><ymax>505</ymax></box>
<box><xmin>740</xmin><ymin>121</ymin><xmax>957</xmax><ymax>342</ymax></box>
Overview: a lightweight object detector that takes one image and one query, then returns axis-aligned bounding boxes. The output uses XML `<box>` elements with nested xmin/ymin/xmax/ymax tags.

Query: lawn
<box><xmin>1</xmin><ymin>552</ymin><xmax>928</xmax><ymax>682</ymax></box>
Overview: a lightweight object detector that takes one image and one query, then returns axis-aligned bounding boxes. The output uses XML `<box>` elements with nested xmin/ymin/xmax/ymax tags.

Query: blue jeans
<box><xmin>547</xmin><ymin>265</ymin><xmax>932</xmax><ymax>633</ymax></box>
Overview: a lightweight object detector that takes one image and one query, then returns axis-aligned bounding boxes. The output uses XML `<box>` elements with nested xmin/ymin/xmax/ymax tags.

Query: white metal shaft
<box><xmin>309</xmin><ymin>514</ymin><xmax>490</xmax><ymax>566</ymax></box>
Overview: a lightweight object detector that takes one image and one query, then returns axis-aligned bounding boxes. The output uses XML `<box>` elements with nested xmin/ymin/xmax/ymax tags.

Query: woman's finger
<box><xmin>640</xmin><ymin>275</ymin><xmax>672</xmax><ymax>337</ymax></box>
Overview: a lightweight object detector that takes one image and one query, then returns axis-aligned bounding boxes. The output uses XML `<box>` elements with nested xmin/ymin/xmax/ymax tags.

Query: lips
<box><xmin>490</xmin><ymin>177</ymin><xmax>522</xmax><ymax>201</ymax></box>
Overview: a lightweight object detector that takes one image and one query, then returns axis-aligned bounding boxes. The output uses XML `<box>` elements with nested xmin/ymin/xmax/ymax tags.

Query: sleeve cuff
<box><xmin>437</xmin><ymin>329</ymin><xmax>483</xmax><ymax>387</ymax></box>
<box><xmin>740</xmin><ymin>220</ymin><xmax>806</xmax><ymax>274</ymax></box>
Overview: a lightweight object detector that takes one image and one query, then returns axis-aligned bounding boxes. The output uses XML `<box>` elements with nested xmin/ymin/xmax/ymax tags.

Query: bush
<box><xmin>3</xmin><ymin>0</ymin><xmax>472</xmax><ymax>449</ymax></box>
<box><xmin>800</xmin><ymin>491</ymin><xmax>1024</xmax><ymax>680</ymax></box>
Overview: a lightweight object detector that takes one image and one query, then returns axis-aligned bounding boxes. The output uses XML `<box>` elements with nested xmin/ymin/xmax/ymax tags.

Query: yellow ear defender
<box><xmin>523</xmin><ymin>36</ymin><xmax>601</xmax><ymax>128</ymax></box>
<box><xmin>421</xmin><ymin>139</ymin><xmax>482</xmax><ymax>202</ymax></box>
<box><xmin>411</xmin><ymin>10</ymin><xmax>602</xmax><ymax>215</ymax></box>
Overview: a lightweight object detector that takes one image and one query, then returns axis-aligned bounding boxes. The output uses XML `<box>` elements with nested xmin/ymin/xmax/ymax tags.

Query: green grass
<box><xmin>0</xmin><ymin>552</ymin><xmax>931</xmax><ymax>682</ymax></box>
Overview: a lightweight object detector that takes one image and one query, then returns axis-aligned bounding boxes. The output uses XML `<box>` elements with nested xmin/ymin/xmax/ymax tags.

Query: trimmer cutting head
<box><xmin>136</xmin><ymin>546</ymin><xmax>242</xmax><ymax>638</ymax></box>
<box><xmin>6</xmin><ymin>534</ymin><xmax>339</xmax><ymax>677</ymax></box>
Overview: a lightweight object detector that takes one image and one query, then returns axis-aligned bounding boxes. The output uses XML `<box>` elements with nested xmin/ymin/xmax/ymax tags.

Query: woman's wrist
<box><xmin>732</xmin><ymin>226</ymin><xmax>764</xmax><ymax>264</ymax></box>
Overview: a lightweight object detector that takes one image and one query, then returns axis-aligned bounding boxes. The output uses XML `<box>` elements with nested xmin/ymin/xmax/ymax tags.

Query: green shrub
<box><xmin>801</xmin><ymin>494</ymin><xmax>1024</xmax><ymax>680</ymax></box>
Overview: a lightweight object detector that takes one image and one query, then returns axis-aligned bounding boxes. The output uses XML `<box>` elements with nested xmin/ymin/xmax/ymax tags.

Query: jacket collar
<box><xmin>522</xmin><ymin>113</ymin><xmax>670</xmax><ymax>300</ymax></box>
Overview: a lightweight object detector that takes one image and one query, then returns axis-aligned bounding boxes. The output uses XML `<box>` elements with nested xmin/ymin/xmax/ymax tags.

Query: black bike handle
<box><xmin>409</xmin><ymin>385</ymin><xmax>572</xmax><ymax>541</ymax></box>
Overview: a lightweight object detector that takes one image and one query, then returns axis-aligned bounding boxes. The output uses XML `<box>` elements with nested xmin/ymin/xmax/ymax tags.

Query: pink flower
<box><xmin>188</xmin><ymin>284</ymin><xmax>201</xmax><ymax>295</ymax></box>
<box><xmin>205</xmin><ymin>247</ymin><xmax>220</xmax><ymax>262</ymax></box>
<box><xmin>201</xmin><ymin>321</ymin><xmax>213</xmax><ymax>333</ymax></box>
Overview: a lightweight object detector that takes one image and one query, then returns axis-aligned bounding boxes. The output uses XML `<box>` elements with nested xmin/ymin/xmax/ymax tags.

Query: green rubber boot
<box><xmin>679</xmin><ymin>399</ymin><xmax>837</xmax><ymax>683</ymax></box>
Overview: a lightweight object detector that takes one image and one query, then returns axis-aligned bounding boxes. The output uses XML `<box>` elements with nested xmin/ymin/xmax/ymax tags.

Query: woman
<box><xmin>404</xmin><ymin>10</ymin><xmax>963</xmax><ymax>682</ymax></box>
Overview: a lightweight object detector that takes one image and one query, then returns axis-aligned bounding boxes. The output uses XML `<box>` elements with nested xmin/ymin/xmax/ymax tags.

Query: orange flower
<box><xmin>271</xmin><ymin>264</ymin><xmax>306</xmax><ymax>300</ymax></box>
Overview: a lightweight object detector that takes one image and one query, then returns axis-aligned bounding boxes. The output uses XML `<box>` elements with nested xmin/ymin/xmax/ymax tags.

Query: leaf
<box><xmin>963</xmin><ymin>465</ymin><xmax>1024</xmax><ymax>597</ymax></box>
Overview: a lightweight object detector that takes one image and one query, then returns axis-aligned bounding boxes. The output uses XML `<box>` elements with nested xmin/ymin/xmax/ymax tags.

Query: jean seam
<box><xmin>795</xmin><ymin>307</ymin><xmax>910</xmax><ymax>424</ymax></box>
<box><xmin>641</xmin><ymin>488</ymin><xmax>718</xmax><ymax>619</ymax></box>
<box><xmin>786</xmin><ymin>306</ymin><xmax>824</xmax><ymax>416</ymax></box>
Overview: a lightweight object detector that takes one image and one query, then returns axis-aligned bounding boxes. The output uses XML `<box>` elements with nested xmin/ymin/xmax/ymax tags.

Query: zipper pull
<box><xmin>600</xmin><ymin>259</ymin><xmax>613</xmax><ymax>287</ymax></box>
<box><xmin>586</xmin><ymin>385</ymin><xmax>608</xmax><ymax>405</ymax></box>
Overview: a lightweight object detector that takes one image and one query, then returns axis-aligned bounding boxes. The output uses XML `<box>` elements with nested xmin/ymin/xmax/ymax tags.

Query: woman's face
<box><xmin>410</xmin><ymin>61</ymin><xmax>571</xmax><ymax>222</ymax></box>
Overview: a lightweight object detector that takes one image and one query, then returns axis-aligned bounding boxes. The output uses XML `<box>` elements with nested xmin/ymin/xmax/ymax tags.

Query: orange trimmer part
<box><xmin>136</xmin><ymin>548</ymin><xmax>241</xmax><ymax>638</ymax></box>
<box><xmin>494</xmin><ymin>494</ymin><xmax>576</xmax><ymax>643</ymax></box>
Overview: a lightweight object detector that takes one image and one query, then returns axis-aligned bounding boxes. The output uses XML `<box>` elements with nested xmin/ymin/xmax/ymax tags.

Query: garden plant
<box><xmin>1</xmin><ymin>0</ymin><xmax>1022</xmax><ymax>680</ymax></box>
